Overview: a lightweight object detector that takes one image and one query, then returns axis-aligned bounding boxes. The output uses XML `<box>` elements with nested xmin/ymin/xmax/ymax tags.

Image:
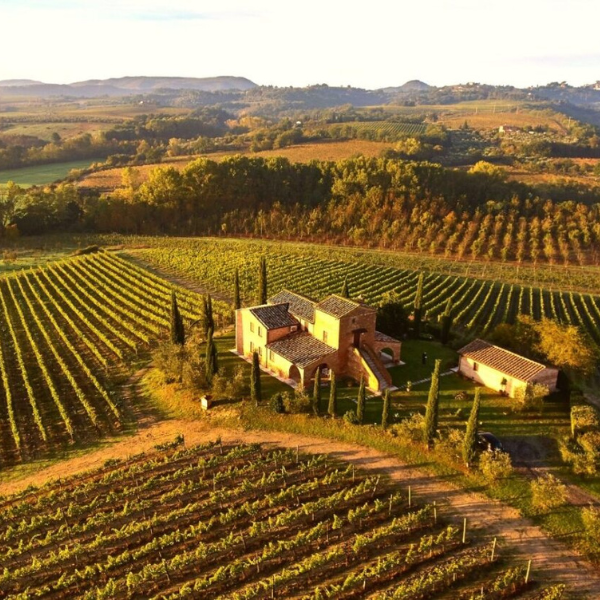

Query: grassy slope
<box><xmin>0</xmin><ymin>158</ymin><xmax>102</xmax><ymax>187</ymax></box>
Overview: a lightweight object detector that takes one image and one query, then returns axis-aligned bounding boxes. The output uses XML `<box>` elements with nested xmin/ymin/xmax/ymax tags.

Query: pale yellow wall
<box><xmin>240</xmin><ymin>310</ymin><xmax>270</xmax><ymax>365</ymax></box>
<box><xmin>459</xmin><ymin>356</ymin><xmax>526</xmax><ymax>397</ymax></box>
<box><xmin>313</xmin><ymin>309</ymin><xmax>341</xmax><ymax>349</ymax></box>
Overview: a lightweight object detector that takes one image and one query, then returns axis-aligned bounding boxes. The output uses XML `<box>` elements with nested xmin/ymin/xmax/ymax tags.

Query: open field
<box><xmin>76</xmin><ymin>140</ymin><xmax>394</xmax><ymax>189</ymax></box>
<box><xmin>0</xmin><ymin>120</ymin><xmax>113</xmax><ymax>141</ymax></box>
<box><xmin>0</xmin><ymin>437</ymin><xmax>563</xmax><ymax>599</ymax></box>
<box><xmin>439</xmin><ymin>111</ymin><xmax>568</xmax><ymax>132</ymax></box>
<box><xmin>0</xmin><ymin>158</ymin><xmax>102</xmax><ymax>187</ymax></box>
<box><xmin>123</xmin><ymin>237</ymin><xmax>600</xmax><ymax>344</ymax></box>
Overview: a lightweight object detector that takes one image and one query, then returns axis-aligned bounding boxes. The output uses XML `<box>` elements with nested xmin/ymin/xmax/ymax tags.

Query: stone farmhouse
<box><xmin>235</xmin><ymin>290</ymin><xmax>401</xmax><ymax>392</ymax></box>
<box><xmin>458</xmin><ymin>339</ymin><xmax>559</xmax><ymax>398</ymax></box>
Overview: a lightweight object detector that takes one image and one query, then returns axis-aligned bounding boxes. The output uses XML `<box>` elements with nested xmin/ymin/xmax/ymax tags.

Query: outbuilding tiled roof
<box><xmin>316</xmin><ymin>295</ymin><xmax>371</xmax><ymax>318</ymax></box>
<box><xmin>458</xmin><ymin>339</ymin><xmax>547</xmax><ymax>382</ymax></box>
<box><xmin>268</xmin><ymin>290</ymin><xmax>316</xmax><ymax>323</ymax></box>
<box><xmin>374</xmin><ymin>330</ymin><xmax>401</xmax><ymax>344</ymax></box>
<box><xmin>267</xmin><ymin>332</ymin><xmax>336</xmax><ymax>369</ymax></box>
<box><xmin>249</xmin><ymin>303</ymin><xmax>298</xmax><ymax>330</ymax></box>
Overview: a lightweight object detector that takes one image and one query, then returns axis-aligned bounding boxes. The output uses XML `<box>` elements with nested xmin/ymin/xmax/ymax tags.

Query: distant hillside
<box><xmin>0</xmin><ymin>76</ymin><xmax>258</xmax><ymax>98</ymax></box>
<box><xmin>380</xmin><ymin>80</ymin><xmax>432</xmax><ymax>93</ymax></box>
<box><xmin>0</xmin><ymin>79</ymin><xmax>45</xmax><ymax>87</ymax></box>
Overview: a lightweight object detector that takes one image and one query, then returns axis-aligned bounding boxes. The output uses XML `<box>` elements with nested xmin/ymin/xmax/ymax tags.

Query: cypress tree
<box><xmin>202</xmin><ymin>294</ymin><xmax>215</xmax><ymax>335</ymax></box>
<box><xmin>463</xmin><ymin>388</ymin><xmax>481</xmax><ymax>469</ymax></box>
<box><xmin>205</xmin><ymin>327</ymin><xmax>218</xmax><ymax>384</ymax></box>
<box><xmin>312</xmin><ymin>367</ymin><xmax>321</xmax><ymax>415</ymax></box>
<box><xmin>423</xmin><ymin>359</ymin><xmax>442</xmax><ymax>447</ymax></box>
<box><xmin>413</xmin><ymin>273</ymin><xmax>424</xmax><ymax>338</ymax></box>
<box><xmin>356</xmin><ymin>376</ymin><xmax>366</xmax><ymax>424</ymax></box>
<box><xmin>381</xmin><ymin>388</ymin><xmax>391</xmax><ymax>429</ymax></box>
<box><xmin>440</xmin><ymin>298</ymin><xmax>453</xmax><ymax>345</ymax></box>
<box><xmin>251</xmin><ymin>351</ymin><xmax>262</xmax><ymax>405</ymax></box>
<box><xmin>258</xmin><ymin>257</ymin><xmax>267</xmax><ymax>305</ymax></box>
<box><xmin>170</xmin><ymin>291</ymin><xmax>185</xmax><ymax>346</ymax></box>
<box><xmin>328</xmin><ymin>370</ymin><xmax>337</xmax><ymax>417</ymax></box>
<box><xmin>233</xmin><ymin>268</ymin><xmax>241</xmax><ymax>310</ymax></box>
<box><xmin>340</xmin><ymin>275</ymin><xmax>349</xmax><ymax>299</ymax></box>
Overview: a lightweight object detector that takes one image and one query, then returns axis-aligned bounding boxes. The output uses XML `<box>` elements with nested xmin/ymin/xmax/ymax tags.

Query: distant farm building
<box><xmin>235</xmin><ymin>290</ymin><xmax>401</xmax><ymax>392</ymax></box>
<box><xmin>458</xmin><ymin>339</ymin><xmax>559</xmax><ymax>397</ymax></box>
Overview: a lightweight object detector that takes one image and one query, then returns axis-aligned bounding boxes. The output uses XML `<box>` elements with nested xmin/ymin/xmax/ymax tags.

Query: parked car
<box><xmin>477</xmin><ymin>432</ymin><xmax>504</xmax><ymax>452</ymax></box>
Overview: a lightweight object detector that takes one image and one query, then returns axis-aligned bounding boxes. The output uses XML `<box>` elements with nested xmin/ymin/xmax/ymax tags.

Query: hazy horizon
<box><xmin>1</xmin><ymin>0</ymin><xmax>600</xmax><ymax>89</ymax></box>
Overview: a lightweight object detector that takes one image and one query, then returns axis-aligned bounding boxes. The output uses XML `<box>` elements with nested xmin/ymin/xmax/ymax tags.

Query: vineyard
<box><xmin>0</xmin><ymin>438</ymin><xmax>563</xmax><ymax>599</ymax></box>
<box><xmin>0</xmin><ymin>251</ymin><xmax>221</xmax><ymax>465</ymax></box>
<box><xmin>128</xmin><ymin>238</ymin><xmax>600</xmax><ymax>346</ymax></box>
<box><xmin>324</xmin><ymin>121</ymin><xmax>428</xmax><ymax>138</ymax></box>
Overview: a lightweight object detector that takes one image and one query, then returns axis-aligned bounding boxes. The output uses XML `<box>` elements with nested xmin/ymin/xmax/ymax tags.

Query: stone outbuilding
<box><xmin>235</xmin><ymin>290</ymin><xmax>401</xmax><ymax>392</ymax></box>
<box><xmin>458</xmin><ymin>339</ymin><xmax>559</xmax><ymax>398</ymax></box>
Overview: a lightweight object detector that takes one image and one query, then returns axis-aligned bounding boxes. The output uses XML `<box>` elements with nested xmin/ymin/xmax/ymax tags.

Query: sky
<box><xmin>1</xmin><ymin>0</ymin><xmax>600</xmax><ymax>89</ymax></box>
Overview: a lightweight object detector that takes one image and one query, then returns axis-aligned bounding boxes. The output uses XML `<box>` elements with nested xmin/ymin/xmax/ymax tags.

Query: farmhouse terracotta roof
<box><xmin>249</xmin><ymin>303</ymin><xmax>298</xmax><ymax>330</ymax></box>
<box><xmin>374</xmin><ymin>331</ymin><xmax>401</xmax><ymax>344</ymax></box>
<box><xmin>316</xmin><ymin>295</ymin><xmax>373</xmax><ymax>318</ymax></box>
<box><xmin>458</xmin><ymin>339</ymin><xmax>547</xmax><ymax>382</ymax></box>
<box><xmin>267</xmin><ymin>332</ymin><xmax>336</xmax><ymax>369</ymax></box>
<box><xmin>268</xmin><ymin>290</ymin><xmax>316</xmax><ymax>323</ymax></box>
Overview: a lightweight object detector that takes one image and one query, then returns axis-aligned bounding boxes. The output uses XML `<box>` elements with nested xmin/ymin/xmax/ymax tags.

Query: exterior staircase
<box><xmin>349</xmin><ymin>344</ymin><xmax>394</xmax><ymax>393</ymax></box>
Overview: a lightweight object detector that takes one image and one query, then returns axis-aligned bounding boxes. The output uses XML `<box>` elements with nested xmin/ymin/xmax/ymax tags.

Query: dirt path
<box><xmin>2</xmin><ymin>420</ymin><xmax>599</xmax><ymax>597</ymax></box>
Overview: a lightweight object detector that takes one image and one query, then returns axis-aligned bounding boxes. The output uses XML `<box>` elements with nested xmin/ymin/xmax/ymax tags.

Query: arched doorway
<box><xmin>289</xmin><ymin>365</ymin><xmax>301</xmax><ymax>384</ymax></box>
<box><xmin>379</xmin><ymin>347</ymin><xmax>397</xmax><ymax>364</ymax></box>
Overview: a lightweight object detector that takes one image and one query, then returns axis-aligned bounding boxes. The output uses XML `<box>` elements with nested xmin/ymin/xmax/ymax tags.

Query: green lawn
<box><xmin>0</xmin><ymin>158</ymin><xmax>101</xmax><ymax>188</ymax></box>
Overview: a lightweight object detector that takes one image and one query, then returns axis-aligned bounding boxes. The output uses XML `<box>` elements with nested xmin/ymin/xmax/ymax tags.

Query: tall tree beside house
<box><xmin>258</xmin><ymin>257</ymin><xmax>267</xmax><ymax>305</ymax></box>
<box><xmin>233</xmin><ymin>268</ymin><xmax>241</xmax><ymax>310</ymax></box>
<box><xmin>423</xmin><ymin>359</ymin><xmax>442</xmax><ymax>447</ymax></box>
<box><xmin>381</xmin><ymin>388</ymin><xmax>391</xmax><ymax>429</ymax></box>
<box><xmin>251</xmin><ymin>351</ymin><xmax>262</xmax><ymax>405</ymax></box>
<box><xmin>341</xmin><ymin>275</ymin><xmax>350</xmax><ymax>299</ymax></box>
<box><xmin>170</xmin><ymin>291</ymin><xmax>185</xmax><ymax>346</ymax></box>
<box><xmin>462</xmin><ymin>388</ymin><xmax>481</xmax><ymax>469</ymax></box>
<box><xmin>202</xmin><ymin>294</ymin><xmax>215</xmax><ymax>335</ymax></box>
<box><xmin>413</xmin><ymin>273</ymin><xmax>424</xmax><ymax>338</ymax></box>
<box><xmin>440</xmin><ymin>298</ymin><xmax>453</xmax><ymax>345</ymax></box>
<box><xmin>205</xmin><ymin>327</ymin><xmax>218</xmax><ymax>385</ymax></box>
<box><xmin>356</xmin><ymin>376</ymin><xmax>366</xmax><ymax>424</ymax></box>
<box><xmin>312</xmin><ymin>367</ymin><xmax>322</xmax><ymax>415</ymax></box>
<box><xmin>328</xmin><ymin>370</ymin><xmax>337</xmax><ymax>417</ymax></box>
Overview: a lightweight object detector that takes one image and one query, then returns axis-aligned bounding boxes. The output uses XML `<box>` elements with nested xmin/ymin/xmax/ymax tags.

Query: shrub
<box><xmin>270</xmin><ymin>393</ymin><xmax>286</xmax><ymax>414</ymax></box>
<box><xmin>571</xmin><ymin>405</ymin><xmax>600</xmax><ymax>438</ymax></box>
<box><xmin>560</xmin><ymin>431</ymin><xmax>600</xmax><ymax>477</ymax></box>
<box><xmin>514</xmin><ymin>382</ymin><xmax>549</xmax><ymax>412</ymax></box>
<box><xmin>284</xmin><ymin>390</ymin><xmax>312</xmax><ymax>414</ymax></box>
<box><xmin>530</xmin><ymin>474</ymin><xmax>567</xmax><ymax>512</ymax></box>
<box><xmin>391</xmin><ymin>413</ymin><xmax>425</xmax><ymax>442</ymax></box>
<box><xmin>581</xmin><ymin>506</ymin><xmax>600</xmax><ymax>555</ymax></box>
<box><xmin>479</xmin><ymin>449</ymin><xmax>513</xmax><ymax>482</ymax></box>
<box><xmin>434</xmin><ymin>428</ymin><xmax>464</xmax><ymax>461</ymax></box>
<box><xmin>343</xmin><ymin>410</ymin><xmax>359</xmax><ymax>425</ymax></box>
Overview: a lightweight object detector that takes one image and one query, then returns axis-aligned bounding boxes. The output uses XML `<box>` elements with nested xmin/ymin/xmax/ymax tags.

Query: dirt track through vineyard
<box><xmin>2</xmin><ymin>419</ymin><xmax>599</xmax><ymax>598</ymax></box>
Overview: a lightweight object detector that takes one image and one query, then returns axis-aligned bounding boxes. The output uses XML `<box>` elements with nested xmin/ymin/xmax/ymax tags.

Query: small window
<box><xmin>473</xmin><ymin>362</ymin><xmax>479</xmax><ymax>372</ymax></box>
<box><xmin>323</xmin><ymin>330</ymin><xmax>328</xmax><ymax>344</ymax></box>
<box><xmin>250</xmin><ymin>322</ymin><xmax>255</xmax><ymax>333</ymax></box>
<box><xmin>259</xmin><ymin>347</ymin><xmax>262</xmax><ymax>357</ymax></box>
<box><xmin>269</xmin><ymin>350</ymin><xmax>274</xmax><ymax>361</ymax></box>
<box><xmin>250</xmin><ymin>341</ymin><xmax>254</xmax><ymax>352</ymax></box>
<box><xmin>258</xmin><ymin>326</ymin><xmax>262</xmax><ymax>338</ymax></box>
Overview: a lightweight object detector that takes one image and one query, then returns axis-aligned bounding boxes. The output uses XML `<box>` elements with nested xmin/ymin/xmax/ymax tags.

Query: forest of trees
<box><xmin>3</xmin><ymin>155</ymin><xmax>600</xmax><ymax>266</ymax></box>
